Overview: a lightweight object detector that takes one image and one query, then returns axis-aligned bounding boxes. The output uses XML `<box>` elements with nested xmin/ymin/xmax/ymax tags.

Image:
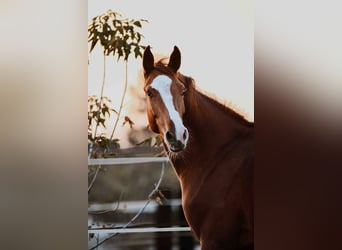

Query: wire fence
<box><xmin>88</xmin><ymin>157</ymin><xmax>197</xmax><ymax>250</ymax></box>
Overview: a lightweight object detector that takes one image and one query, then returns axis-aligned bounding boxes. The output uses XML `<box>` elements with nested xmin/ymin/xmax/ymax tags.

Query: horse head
<box><xmin>142</xmin><ymin>46</ymin><xmax>189</xmax><ymax>153</ymax></box>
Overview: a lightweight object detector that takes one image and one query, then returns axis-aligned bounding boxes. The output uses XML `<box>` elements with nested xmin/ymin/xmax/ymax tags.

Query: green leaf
<box><xmin>102</xmin><ymin>23</ymin><xmax>111</xmax><ymax>36</ymax></box>
<box><xmin>89</xmin><ymin>37</ymin><xmax>98</xmax><ymax>53</ymax></box>
<box><xmin>111</xmin><ymin>108</ymin><xmax>118</xmax><ymax>114</ymax></box>
<box><xmin>99</xmin><ymin>34</ymin><xmax>106</xmax><ymax>46</ymax></box>
<box><xmin>101</xmin><ymin>106</ymin><xmax>109</xmax><ymax>116</ymax></box>
<box><xmin>134</xmin><ymin>45</ymin><xmax>141</xmax><ymax>58</ymax></box>
<box><xmin>136</xmin><ymin>32</ymin><xmax>141</xmax><ymax>43</ymax></box>
<box><xmin>113</xmin><ymin>19</ymin><xmax>122</xmax><ymax>27</ymax></box>
<box><xmin>99</xmin><ymin>118</ymin><xmax>106</xmax><ymax>128</ymax></box>
<box><xmin>117</xmin><ymin>26</ymin><xmax>124</xmax><ymax>35</ymax></box>
<box><xmin>133</xmin><ymin>20</ymin><xmax>142</xmax><ymax>28</ymax></box>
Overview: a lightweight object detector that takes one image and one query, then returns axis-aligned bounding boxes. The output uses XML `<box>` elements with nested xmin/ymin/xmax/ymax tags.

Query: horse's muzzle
<box><xmin>169</xmin><ymin>141</ymin><xmax>185</xmax><ymax>152</ymax></box>
<box><xmin>166</xmin><ymin>130</ymin><xmax>186</xmax><ymax>152</ymax></box>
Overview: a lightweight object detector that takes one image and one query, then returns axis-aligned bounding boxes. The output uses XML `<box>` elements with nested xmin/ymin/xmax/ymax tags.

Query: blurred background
<box><xmin>1</xmin><ymin>0</ymin><xmax>341</xmax><ymax>250</ymax></box>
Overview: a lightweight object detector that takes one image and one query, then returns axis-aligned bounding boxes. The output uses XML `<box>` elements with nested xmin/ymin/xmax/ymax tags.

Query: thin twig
<box><xmin>110</xmin><ymin>61</ymin><xmax>128</xmax><ymax>141</ymax></box>
<box><xmin>88</xmin><ymin>191</ymin><xmax>124</xmax><ymax>215</ymax></box>
<box><xmin>93</xmin><ymin>53</ymin><xmax>107</xmax><ymax>139</ymax></box>
<box><xmin>88</xmin><ymin>162</ymin><xmax>166</xmax><ymax>250</ymax></box>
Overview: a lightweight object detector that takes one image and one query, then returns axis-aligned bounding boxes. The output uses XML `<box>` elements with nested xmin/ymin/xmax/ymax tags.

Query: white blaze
<box><xmin>151</xmin><ymin>75</ymin><xmax>188</xmax><ymax>145</ymax></box>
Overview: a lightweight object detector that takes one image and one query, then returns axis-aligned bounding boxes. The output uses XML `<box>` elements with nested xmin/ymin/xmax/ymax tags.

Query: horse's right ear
<box><xmin>168</xmin><ymin>46</ymin><xmax>181</xmax><ymax>73</ymax></box>
<box><xmin>143</xmin><ymin>46</ymin><xmax>155</xmax><ymax>78</ymax></box>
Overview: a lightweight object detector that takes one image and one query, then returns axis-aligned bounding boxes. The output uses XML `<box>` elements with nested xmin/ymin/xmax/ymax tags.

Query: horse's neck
<box><xmin>185</xmin><ymin>90</ymin><xmax>252</xmax><ymax>142</ymax></box>
<box><xmin>169</xmin><ymin>89</ymin><xmax>252</xmax><ymax>176</ymax></box>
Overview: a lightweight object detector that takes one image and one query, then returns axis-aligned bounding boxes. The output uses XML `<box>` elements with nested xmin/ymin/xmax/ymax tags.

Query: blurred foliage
<box><xmin>88</xmin><ymin>95</ymin><xmax>121</xmax><ymax>158</ymax></box>
<box><xmin>88</xmin><ymin>9</ymin><xmax>148</xmax><ymax>61</ymax></box>
<box><xmin>136</xmin><ymin>135</ymin><xmax>163</xmax><ymax>148</ymax></box>
<box><xmin>88</xmin><ymin>95</ymin><xmax>116</xmax><ymax>136</ymax></box>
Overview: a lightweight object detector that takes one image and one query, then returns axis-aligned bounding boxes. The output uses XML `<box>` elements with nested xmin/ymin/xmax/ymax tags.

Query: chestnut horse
<box><xmin>142</xmin><ymin>46</ymin><xmax>253</xmax><ymax>250</ymax></box>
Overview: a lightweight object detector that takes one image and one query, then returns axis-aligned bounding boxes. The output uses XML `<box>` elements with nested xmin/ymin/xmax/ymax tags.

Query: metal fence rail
<box><xmin>88</xmin><ymin>227</ymin><xmax>191</xmax><ymax>234</ymax></box>
<box><xmin>88</xmin><ymin>199</ymin><xmax>182</xmax><ymax>213</ymax></box>
<box><xmin>88</xmin><ymin>157</ymin><xmax>169</xmax><ymax>166</ymax></box>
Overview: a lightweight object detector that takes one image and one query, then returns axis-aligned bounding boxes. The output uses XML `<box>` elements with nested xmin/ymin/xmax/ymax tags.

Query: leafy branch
<box><xmin>88</xmin><ymin>9</ymin><xmax>148</xmax><ymax>158</ymax></box>
<box><xmin>88</xmin><ymin>9</ymin><xmax>147</xmax><ymax>60</ymax></box>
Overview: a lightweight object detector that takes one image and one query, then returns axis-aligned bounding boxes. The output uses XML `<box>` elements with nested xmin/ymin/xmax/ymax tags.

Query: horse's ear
<box><xmin>143</xmin><ymin>45</ymin><xmax>155</xmax><ymax>78</ymax></box>
<box><xmin>168</xmin><ymin>46</ymin><xmax>181</xmax><ymax>73</ymax></box>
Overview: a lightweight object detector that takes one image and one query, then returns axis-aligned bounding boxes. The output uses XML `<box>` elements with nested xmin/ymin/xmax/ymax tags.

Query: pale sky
<box><xmin>88</xmin><ymin>0</ymin><xmax>253</xmax><ymax>147</ymax></box>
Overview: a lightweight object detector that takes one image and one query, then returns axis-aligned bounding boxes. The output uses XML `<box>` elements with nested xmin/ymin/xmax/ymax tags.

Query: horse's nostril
<box><xmin>183</xmin><ymin>130</ymin><xmax>187</xmax><ymax>140</ymax></box>
<box><xmin>166</xmin><ymin>131</ymin><xmax>174</xmax><ymax>141</ymax></box>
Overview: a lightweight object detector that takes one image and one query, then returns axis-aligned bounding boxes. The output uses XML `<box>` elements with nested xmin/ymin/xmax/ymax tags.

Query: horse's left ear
<box><xmin>143</xmin><ymin>45</ymin><xmax>155</xmax><ymax>78</ymax></box>
<box><xmin>168</xmin><ymin>46</ymin><xmax>181</xmax><ymax>73</ymax></box>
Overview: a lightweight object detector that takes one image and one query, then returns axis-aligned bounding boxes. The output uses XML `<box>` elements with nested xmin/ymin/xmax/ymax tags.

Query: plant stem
<box><xmin>110</xmin><ymin>61</ymin><xmax>128</xmax><ymax>141</ymax></box>
<box><xmin>93</xmin><ymin>53</ymin><xmax>107</xmax><ymax>139</ymax></box>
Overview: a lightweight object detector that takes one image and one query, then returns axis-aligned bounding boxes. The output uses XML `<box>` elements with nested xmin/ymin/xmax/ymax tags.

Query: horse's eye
<box><xmin>181</xmin><ymin>89</ymin><xmax>187</xmax><ymax>96</ymax></box>
<box><xmin>147</xmin><ymin>89</ymin><xmax>153</xmax><ymax>98</ymax></box>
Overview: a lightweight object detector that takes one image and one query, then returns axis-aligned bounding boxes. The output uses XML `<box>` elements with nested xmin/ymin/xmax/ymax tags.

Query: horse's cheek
<box><xmin>147</xmin><ymin>108</ymin><xmax>159</xmax><ymax>133</ymax></box>
<box><xmin>148</xmin><ymin>116</ymin><xmax>159</xmax><ymax>133</ymax></box>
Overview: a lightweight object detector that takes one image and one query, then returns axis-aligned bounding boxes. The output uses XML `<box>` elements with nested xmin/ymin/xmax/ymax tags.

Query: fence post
<box><xmin>155</xmin><ymin>189</ymin><xmax>172</xmax><ymax>250</ymax></box>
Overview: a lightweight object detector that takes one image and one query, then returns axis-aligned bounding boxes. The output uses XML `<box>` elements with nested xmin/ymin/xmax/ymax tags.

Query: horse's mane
<box><xmin>154</xmin><ymin>60</ymin><xmax>176</xmax><ymax>76</ymax></box>
<box><xmin>154</xmin><ymin>60</ymin><xmax>253</xmax><ymax>126</ymax></box>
